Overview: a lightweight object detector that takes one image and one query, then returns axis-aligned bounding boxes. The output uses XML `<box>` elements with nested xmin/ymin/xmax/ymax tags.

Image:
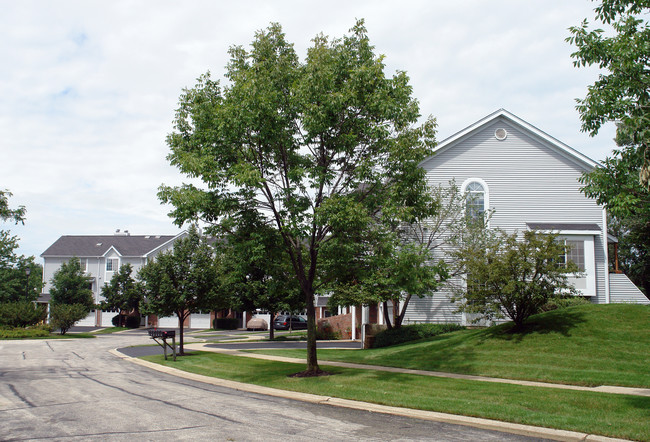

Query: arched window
<box><xmin>465</xmin><ymin>181</ymin><xmax>485</xmax><ymax>221</ymax></box>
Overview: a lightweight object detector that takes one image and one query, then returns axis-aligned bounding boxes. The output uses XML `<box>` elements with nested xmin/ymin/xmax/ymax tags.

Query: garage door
<box><xmin>190</xmin><ymin>313</ymin><xmax>211</xmax><ymax>329</ymax></box>
<box><xmin>101</xmin><ymin>310</ymin><xmax>119</xmax><ymax>327</ymax></box>
<box><xmin>76</xmin><ymin>310</ymin><xmax>97</xmax><ymax>327</ymax></box>
<box><xmin>157</xmin><ymin>315</ymin><xmax>179</xmax><ymax>328</ymax></box>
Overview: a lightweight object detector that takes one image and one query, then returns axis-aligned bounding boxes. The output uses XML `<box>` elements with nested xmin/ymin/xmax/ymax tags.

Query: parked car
<box><xmin>273</xmin><ymin>315</ymin><xmax>308</xmax><ymax>330</ymax></box>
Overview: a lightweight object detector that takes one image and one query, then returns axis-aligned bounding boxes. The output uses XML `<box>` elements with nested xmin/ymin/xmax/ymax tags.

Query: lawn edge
<box><xmin>110</xmin><ymin>348</ymin><xmax>626</xmax><ymax>442</ymax></box>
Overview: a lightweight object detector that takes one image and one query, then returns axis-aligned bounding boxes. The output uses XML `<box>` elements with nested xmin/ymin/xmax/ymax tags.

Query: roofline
<box><xmin>144</xmin><ymin>231</ymin><xmax>187</xmax><ymax>257</ymax></box>
<box><xmin>102</xmin><ymin>245</ymin><xmax>122</xmax><ymax>258</ymax></box>
<box><xmin>429</xmin><ymin>109</ymin><xmax>600</xmax><ymax>170</ymax></box>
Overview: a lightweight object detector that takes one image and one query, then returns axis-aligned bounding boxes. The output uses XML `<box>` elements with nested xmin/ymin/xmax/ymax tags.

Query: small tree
<box><xmin>100</xmin><ymin>263</ymin><xmax>143</xmax><ymax>326</ymax></box>
<box><xmin>50</xmin><ymin>304</ymin><xmax>89</xmax><ymax>335</ymax></box>
<box><xmin>50</xmin><ymin>257</ymin><xmax>94</xmax><ymax>312</ymax></box>
<box><xmin>139</xmin><ymin>225</ymin><xmax>220</xmax><ymax>355</ymax></box>
<box><xmin>449</xmin><ymin>230</ymin><xmax>579</xmax><ymax>330</ymax></box>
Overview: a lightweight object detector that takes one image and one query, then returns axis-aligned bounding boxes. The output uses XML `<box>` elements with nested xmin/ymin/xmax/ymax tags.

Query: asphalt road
<box><xmin>0</xmin><ymin>331</ymin><xmax>546</xmax><ymax>441</ymax></box>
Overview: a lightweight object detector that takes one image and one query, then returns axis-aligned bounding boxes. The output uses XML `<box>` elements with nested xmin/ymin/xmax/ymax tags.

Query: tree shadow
<box><xmin>481</xmin><ymin>308</ymin><xmax>589</xmax><ymax>343</ymax></box>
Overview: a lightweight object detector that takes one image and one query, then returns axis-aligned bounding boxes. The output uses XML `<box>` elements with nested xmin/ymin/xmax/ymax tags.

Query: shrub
<box><xmin>372</xmin><ymin>323</ymin><xmax>465</xmax><ymax>348</ymax></box>
<box><xmin>111</xmin><ymin>314</ymin><xmax>121</xmax><ymax>327</ymax></box>
<box><xmin>50</xmin><ymin>304</ymin><xmax>90</xmax><ymax>335</ymax></box>
<box><xmin>540</xmin><ymin>296</ymin><xmax>590</xmax><ymax>312</ymax></box>
<box><xmin>0</xmin><ymin>325</ymin><xmax>51</xmax><ymax>339</ymax></box>
<box><xmin>214</xmin><ymin>317</ymin><xmax>239</xmax><ymax>330</ymax></box>
<box><xmin>0</xmin><ymin>302</ymin><xmax>47</xmax><ymax>328</ymax></box>
<box><xmin>125</xmin><ymin>314</ymin><xmax>141</xmax><ymax>329</ymax></box>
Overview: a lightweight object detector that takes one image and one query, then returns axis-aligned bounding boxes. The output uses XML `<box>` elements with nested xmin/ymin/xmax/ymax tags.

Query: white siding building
<box><xmin>40</xmin><ymin>230</ymin><xmax>192</xmax><ymax>327</ymax></box>
<box><xmin>399</xmin><ymin>109</ymin><xmax>648</xmax><ymax>325</ymax></box>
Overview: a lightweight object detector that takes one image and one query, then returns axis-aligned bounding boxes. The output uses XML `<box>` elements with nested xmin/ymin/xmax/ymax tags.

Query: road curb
<box><xmin>110</xmin><ymin>349</ymin><xmax>626</xmax><ymax>442</ymax></box>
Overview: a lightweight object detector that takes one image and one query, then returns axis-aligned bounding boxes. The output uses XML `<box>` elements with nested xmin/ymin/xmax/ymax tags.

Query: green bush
<box><xmin>0</xmin><ymin>302</ymin><xmax>47</xmax><ymax>328</ymax></box>
<box><xmin>540</xmin><ymin>296</ymin><xmax>590</xmax><ymax>312</ymax></box>
<box><xmin>0</xmin><ymin>325</ymin><xmax>52</xmax><ymax>339</ymax></box>
<box><xmin>372</xmin><ymin>323</ymin><xmax>465</xmax><ymax>348</ymax></box>
<box><xmin>111</xmin><ymin>314</ymin><xmax>122</xmax><ymax>327</ymax></box>
<box><xmin>50</xmin><ymin>304</ymin><xmax>90</xmax><ymax>335</ymax></box>
<box><xmin>214</xmin><ymin>317</ymin><xmax>239</xmax><ymax>330</ymax></box>
<box><xmin>125</xmin><ymin>314</ymin><xmax>141</xmax><ymax>328</ymax></box>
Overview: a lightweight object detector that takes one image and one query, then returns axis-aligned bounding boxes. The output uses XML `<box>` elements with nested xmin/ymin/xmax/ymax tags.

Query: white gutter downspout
<box><xmin>603</xmin><ymin>208</ymin><xmax>610</xmax><ymax>304</ymax></box>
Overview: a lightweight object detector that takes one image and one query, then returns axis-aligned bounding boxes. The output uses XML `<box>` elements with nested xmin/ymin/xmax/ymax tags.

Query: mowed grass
<box><xmin>252</xmin><ymin>304</ymin><xmax>650</xmax><ymax>388</ymax></box>
<box><xmin>143</xmin><ymin>351</ymin><xmax>650</xmax><ymax>441</ymax></box>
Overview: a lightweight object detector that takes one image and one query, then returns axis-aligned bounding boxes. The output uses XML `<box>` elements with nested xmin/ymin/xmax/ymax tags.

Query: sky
<box><xmin>1</xmin><ymin>0</ymin><xmax>618</xmax><ymax>261</ymax></box>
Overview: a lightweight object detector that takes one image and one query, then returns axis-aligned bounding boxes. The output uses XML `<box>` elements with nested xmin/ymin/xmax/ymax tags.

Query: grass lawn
<box><xmin>251</xmin><ymin>304</ymin><xmax>650</xmax><ymax>388</ymax></box>
<box><xmin>143</xmin><ymin>351</ymin><xmax>650</xmax><ymax>441</ymax></box>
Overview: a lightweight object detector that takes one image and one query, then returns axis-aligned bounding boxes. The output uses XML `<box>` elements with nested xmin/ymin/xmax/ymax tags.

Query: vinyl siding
<box><xmin>406</xmin><ymin>116</ymin><xmax>607</xmax><ymax>322</ymax></box>
<box><xmin>609</xmin><ymin>273</ymin><xmax>650</xmax><ymax>304</ymax></box>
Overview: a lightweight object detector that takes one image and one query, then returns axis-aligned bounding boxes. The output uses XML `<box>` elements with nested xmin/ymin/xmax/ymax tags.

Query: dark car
<box><xmin>273</xmin><ymin>315</ymin><xmax>308</xmax><ymax>330</ymax></box>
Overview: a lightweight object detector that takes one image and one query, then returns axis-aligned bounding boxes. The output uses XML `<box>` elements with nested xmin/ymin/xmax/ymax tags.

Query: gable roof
<box><xmin>41</xmin><ymin>234</ymin><xmax>182</xmax><ymax>258</ymax></box>
<box><xmin>428</xmin><ymin>109</ymin><xmax>600</xmax><ymax>170</ymax></box>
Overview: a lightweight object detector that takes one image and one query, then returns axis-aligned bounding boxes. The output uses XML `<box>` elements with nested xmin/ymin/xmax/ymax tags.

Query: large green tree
<box><xmin>139</xmin><ymin>225</ymin><xmax>220</xmax><ymax>355</ymax></box>
<box><xmin>567</xmin><ymin>0</ymin><xmax>650</xmax><ymax>187</ymax></box>
<box><xmin>159</xmin><ymin>21</ymin><xmax>435</xmax><ymax>374</ymax></box>
<box><xmin>49</xmin><ymin>256</ymin><xmax>94</xmax><ymax>310</ymax></box>
<box><xmin>579</xmin><ymin>127</ymin><xmax>650</xmax><ymax>296</ymax></box>
<box><xmin>0</xmin><ymin>190</ymin><xmax>41</xmax><ymax>303</ymax></box>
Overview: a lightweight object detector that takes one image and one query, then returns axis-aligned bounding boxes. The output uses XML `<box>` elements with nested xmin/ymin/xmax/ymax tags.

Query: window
<box><xmin>465</xmin><ymin>181</ymin><xmax>485</xmax><ymax>221</ymax></box>
<box><xmin>79</xmin><ymin>259</ymin><xmax>87</xmax><ymax>272</ymax></box>
<box><xmin>106</xmin><ymin>259</ymin><xmax>118</xmax><ymax>272</ymax></box>
<box><xmin>559</xmin><ymin>240</ymin><xmax>585</xmax><ymax>272</ymax></box>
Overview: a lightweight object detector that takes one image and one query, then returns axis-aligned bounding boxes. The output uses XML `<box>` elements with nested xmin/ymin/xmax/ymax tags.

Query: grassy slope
<box><xmin>253</xmin><ymin>304</ymin><xmax>650</xmax><ymax>387</ymax></box>
<box><xmin>143</xmin><ymin>352</ymin><xmax>650</xmax><ymax>441</ymax></box>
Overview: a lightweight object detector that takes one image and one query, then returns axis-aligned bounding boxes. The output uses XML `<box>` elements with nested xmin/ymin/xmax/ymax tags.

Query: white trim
<box><xmin>528</xmin><ymin>228</ymin><xmax>601</xmax><ymax>236</ymax></box>
<box><xmin>559</xmin><ymin>234</ymin><xmax>596</xmax><ymax>297</ymax></box>
<box><xmin>461</xmin><ymin>177</ymin><xmax>490</xmax><ymax>225</ymax></box>
<box><xmin>102</xmin><ymin>246</ymin><xmax>122</xmax><ymax>258</ymax></box>
<box><xmin>145</xmin><ymin>231</ymin><xmax>187</xmax><ymax>258</ymax></box>
<box><xmin>603</xmin><ymin>209</ymin><xmax>610</xmax><ymax>304</ymax></box>
<box><xmin>427</xmin><ymin>109</ymin><xmax>600</xmax><ymax>171</ymax></box>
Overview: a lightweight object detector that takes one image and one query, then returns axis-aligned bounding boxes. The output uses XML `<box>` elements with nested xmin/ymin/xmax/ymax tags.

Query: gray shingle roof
<box><xmin>41</xmin><ymin>235</ymin><xmax>178</xmax><ymax>258</ymax></box>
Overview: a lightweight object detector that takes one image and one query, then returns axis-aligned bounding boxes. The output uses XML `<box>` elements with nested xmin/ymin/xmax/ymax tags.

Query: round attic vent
<box><xmin>495</xmin><ymin>128</ymin><xmax>508</xmax><ymax>140</ymax></box>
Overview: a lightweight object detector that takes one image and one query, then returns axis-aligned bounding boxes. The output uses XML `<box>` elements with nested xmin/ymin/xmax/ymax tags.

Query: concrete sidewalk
<box><xmin>185</xmin><ymin>342</ymin><xmax>650</xmax><ymax>398</ymax></box>
<box><xmin>115</xmin><ymin>346</ymin><xmax>628</xmax><ymax>442</ymax></box>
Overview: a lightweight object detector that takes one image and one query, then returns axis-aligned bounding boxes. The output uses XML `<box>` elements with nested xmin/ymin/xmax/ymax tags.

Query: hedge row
<box><xmin>372</xmin><ymin>323</ymin><xmax>465</xmax><ymax>348</ymax></box>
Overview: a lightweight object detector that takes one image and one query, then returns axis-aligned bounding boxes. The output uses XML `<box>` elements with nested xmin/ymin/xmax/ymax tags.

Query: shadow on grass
<box><xmin>482</xmin><ymin>308</ymin><xmax>588</xmax><ymax>342</ymax></box>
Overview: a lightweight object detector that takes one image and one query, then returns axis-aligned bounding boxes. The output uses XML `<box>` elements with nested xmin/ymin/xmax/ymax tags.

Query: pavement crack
<box><xmin>78</xmin><ymin>372</ymin><xmax>242</xmax><ymax>424</ymax></box>
<box><xmin>2</xmin><ymin>424</ymin><xmax>210</xmax><ymax>441</ymax></box>
<box><xmin>7</xmin><ymin>384</ymin><xmax>36</xmax><ymax>408</ymax></box>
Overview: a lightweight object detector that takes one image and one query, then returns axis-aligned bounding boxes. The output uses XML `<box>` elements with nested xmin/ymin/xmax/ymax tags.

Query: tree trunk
<box><xmin>394</xmin><ymin>294</ymin><xmax>412</xmax><ymax>329</ymax></box>
<box><xmin>382</xmin><ymin>301</ymin><xmax>393</xmax><ymax>329</ymax></box>
<box><xmin>177</xmin><ymin>311</ymin><xmax>185</xmax><ymax>355</ymax></box>
<box><xmin>269</xmin><ymin>310</ymin><xmax>275</xmax><ymax>340</ymax></box>
<box><xmin>305</xmin><ymin>290</ymin><xmax>320</xmax><ymax>373</ymax></box>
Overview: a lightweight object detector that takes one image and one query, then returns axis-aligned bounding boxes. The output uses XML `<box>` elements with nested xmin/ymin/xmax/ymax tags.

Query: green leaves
<box><xmin>450</xmin><ymin>230</ymin><xmax>579</xmax><ymax>328</ymax></box>
<box><xmin>568</xmin><ymin>0</ymin><xmax>650</xmax><ymax>188</ymax></box>
<box><xmin>49</xmin><ymin>257</ymin><xmax>94</xmax><ymax>309</ymax></box>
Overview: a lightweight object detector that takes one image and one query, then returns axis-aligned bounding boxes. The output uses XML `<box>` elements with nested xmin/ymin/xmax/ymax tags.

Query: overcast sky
<box><xmin>1</xmin><ymin>0</ymin><xmax>617</xmax><ymax>260</ymax></box>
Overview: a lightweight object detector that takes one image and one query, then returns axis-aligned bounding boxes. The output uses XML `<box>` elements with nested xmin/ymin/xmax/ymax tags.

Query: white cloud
<box><xmin>0</xmin><ymin>0</ymin><xmax>618</xmax><ymax>259</ymax></box>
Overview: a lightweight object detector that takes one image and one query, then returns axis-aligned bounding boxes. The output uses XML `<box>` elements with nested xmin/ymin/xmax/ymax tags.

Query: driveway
<box><xmin>0</xmin><ymin>331</ymin><xmax>546</xmax><ymax>441</ymax></box>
